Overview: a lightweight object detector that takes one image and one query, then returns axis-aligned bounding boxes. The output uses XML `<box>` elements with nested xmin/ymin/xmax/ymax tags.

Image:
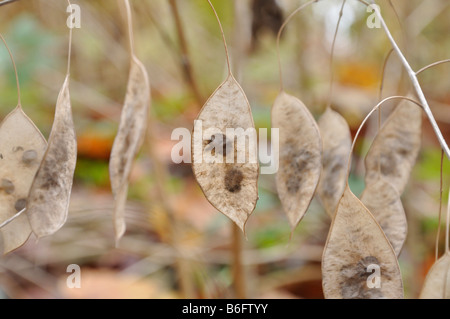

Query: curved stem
<box><xmin>0</xmin><ymin>33</ymin><xmax>21</xmax><ymax>106</ymax></box>
<box><xmin>276</xmin><ymin>0</ymin><xmax>318</xmax><ymax>91</ymax></box>
<box><xmin>124</xmin><ymin>0</ymin><xmax>135</xmax><ymax>58</ymax></box>
<box><xmin>67</xmin><ymin>0</ymin><xmax>73</xmax><ymax>75</ymax></box>
<box><xmin>326</xmin><ymin>0</ymin><xmax>346</xmax><ymax>109</ymax></box>
<box><xmin>346</xmin><ymin>96</ymin><xmax>423</xmax><ymax>177</ymax></box>
<box><xmin>416</xmin><ymin>59</ymin><xmax>450</xmax><ymax>76</ymax></box>
<box><xmin>378</xmin><ymin>48</ymin><xmax>394</xmax><ymax>101</ymax></box>
<box><xmin>0</xmin><ymin>208</ymin><xmax>26</xmax><ymax>229</ymax></box>
<box><xmin>436</xmin><ymin>150</ymin><xmax>444</xmax><ymax>260</ymax></box>
<box><xmin>207</xmin><ymin>0</ymin><xmax>232</xmax><ymax>75</ymax></box>
<box><xmin>446</xmin><ymin>186</ymin><xmax>450</xmax><ymax>254</ymax></box>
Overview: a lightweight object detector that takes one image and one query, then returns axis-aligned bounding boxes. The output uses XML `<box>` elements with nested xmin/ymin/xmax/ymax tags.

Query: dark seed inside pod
<box><xmin>22</xmin><ymin>149</ymin><xmax>38</xmax><ymax>164</ymax></box>
<box><xmin>1</xmin><ymin>179</ymin><xmax>15</xmax><ymax>194</ymax></box>
<box><xmin>14</xmin><ymin>198</ymin><xmax>27</xmax><ymax>212</ymax></box>
<box><xmin>225</xmin><ymin>168</ymin><xmax>244</xmax><ymax>193</ymax></box>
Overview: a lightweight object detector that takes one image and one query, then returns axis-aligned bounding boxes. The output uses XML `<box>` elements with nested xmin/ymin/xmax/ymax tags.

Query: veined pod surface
<box><xmin>109</xmin><ymin>57</ymin><xmax>150</xmax><ymax>242</ymax></box>
<box><xmin>322</xmin><ymin>186</ymin><xmax>404</xmax><ymax>299</ymax></box>
<box><xmin>0</xmin><ymin>107</ymin><xmax>47</xmax><ymax>253</ymax></box>
<box><xmin>317</xmin><ymin>107</ymin><xmax>351</xmax><ymax>217</ymax></box>
<box><xmin>27</xmin><ymin>76</ymin><xmax>77</xmax><ymax>238</ymax></box>
<box><xmin>191</xmin><ymin>74</ymin><xmax>258</xmax><ymax>233</ymax></box>
<box><xmin>361</xmin><ymin>177</ymin><xmax>407</xmax><ymax>256</ymax></box>
<box><xmin>272</xmin><ymin>91</ymin><xmax>322</xmax><ymax>230</ymax></box>
<box><xmin>365</xmin><ymin>100</ymin><xmax>422</xmax><ymax>194</ymax></box>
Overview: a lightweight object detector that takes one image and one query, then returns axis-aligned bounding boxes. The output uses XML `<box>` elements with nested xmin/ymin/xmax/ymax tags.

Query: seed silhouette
<box><xmin>365</xmin><ymin>100</ymin><xmax>422</xmax><ymax>194</ymax></box>
<box><xmin>317</xmin><ymin>107</ymin><xmax>351</xmax><ymax>217</ymax></box>
<box><xmin>322</xmin><ymin>186</ymin><xmax>404</xmax><ymax>299</ymax></box>
<box><xmin>272</xmin><ymin>91</ymin><xmax>322</xmax><ymax>230</ymax></box>
<box><xmin>361</xmin><ymin>178</ymin><xmax>407</xmax><ymax>256</ymax></box>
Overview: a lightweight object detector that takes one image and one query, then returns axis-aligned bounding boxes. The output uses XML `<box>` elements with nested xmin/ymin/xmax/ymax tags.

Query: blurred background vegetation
<box><xmin>0</xmin><ymin>0</ymin><xmax>449</xmax><ymax>299</ymax></box>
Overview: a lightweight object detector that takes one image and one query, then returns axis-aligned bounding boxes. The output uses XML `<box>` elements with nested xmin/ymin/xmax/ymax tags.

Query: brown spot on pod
<box><xmin>322</xmin><ymin>186</ymin><xmax>404</xmax><ymax>299</ymax></box>
<box><xmin>225</xmin><ymin>168</ymin><xmax>244</xmax><ymax>193</ymax></box>
<box><xmin>339</xmin><ymin>256</ymin><xmax>384</xmax><ymax>299</ymax></box>
<box><xmin>1</xmin><ymin>179</ymin><xmax>15</xmax><ymax>194</ymax></box>
<box><xmin>22</xmin><ymin>149</ymin><xmax>38</xmax><ymax>164</ymax></box>
<box><xmin>14</xmin><ymin>198</ymin><xmax>27</xmax><ymax>212</ymax></box>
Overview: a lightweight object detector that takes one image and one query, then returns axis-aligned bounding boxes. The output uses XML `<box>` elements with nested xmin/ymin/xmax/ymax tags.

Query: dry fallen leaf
<box><xmin>322</xmin><ymin>186</ymin><xmax>404</xmax><ymax>299</ymax></box>
<box><xmin>27</xmin><ymin>76</ymin><xmax>77</xmax><ymax>238</ymax></box>
<box><xmin>361</xmin><ymin>178</ymin><xmax>407</xmax><ymax>256</ymax></box>
<box><xmin>317</xmin><ymin>107</ymin><xmax>351</xmax><ymax>217</ymax></box>
<box><xmin>109</xmin><ymin>56</ymin><xmax>150</xmax><ymax>242</ymax></box>
<box><xmin>365</xmin><ymin>100</ymin><xmax>422</xmax><ymax>194</ymax></box>
<box><xmin>419</xmin><ymin>252</ymin><xmax>450</xmax><ymax>299</ymax></box>
<box><xmin>191</xmin><ymin>74</ymin><xmax>259</xmax><ymax>232</ymax></box>
<box><xmin>0</xmin><ymin>107</ymin><xmax>47</xmax><ymax>253</ymax></box>
<box><xmin>272</xmin><ymin>91</ymin><xmax>321</xmax><ymax>229</ymax></box>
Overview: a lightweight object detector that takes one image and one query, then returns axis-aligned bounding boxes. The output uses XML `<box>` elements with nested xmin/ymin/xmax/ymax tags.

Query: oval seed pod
<box><xmin>365</xmin><ymin>100</ymin><xmax>422</xmax><ymax>194</ymax></box>
<box><xmin>419</xmin><ymin>252</ymin><xmax>450</xmax><ymax>299</ymax></box>
<box><xmin>317</xmin><ymin>107</ymin><xmax>351</xmax><ymax>217</ymax></box>
<box><xmin>360</xmin><ymin>178</ymin><xmax>407</xmax><ymax>256</ymax></box>
<box><xmin>272</xmin><ymin>91</ymin><xmax>322</xmax><ymax>230</ymax></box>
<box><xmin>27</xmin><ymin>76</ymin><xmax>77</xmax><ymax>238</ymax></box>
<box><xmin>322</xmin><ymin>186</ymin><xmax>404</xmax><ymax>299</ymax></box>
<box><xmin>0</xmin><ymin>107</ymin><xmax>47</xmax><ymax>253</ymax></box>
<box><xmin>191</xmin><ymin>74</ymin><xmax>259</xmax><ymax>232</ymax></box>
<box><xmin>109</xmin><ymin>57</ymin><xmax>150</xmax><ymax>242</ymax></box>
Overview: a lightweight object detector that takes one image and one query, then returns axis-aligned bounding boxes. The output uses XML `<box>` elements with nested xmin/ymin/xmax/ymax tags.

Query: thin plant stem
<box><xmin>325</xmin><ymin>0</ymin><xmax>346</xmax><ymax>109</ymax></box>
<box><xmin>436</xmin><ymin>150</ymin><xmax>444</xmax><ymax>260</ymax></box>
<box><xmin>67</xmin><ymin>0</ymin><xmax>73</xmax><ymax>76</ymax></box>
<box><xmin>416</xmin><ymin>59</ymin><xmax>450</xmax><ymax>76</ymax></box>
<box><xmin>446</xmin><ymin>187</ymin><xmax>450</xmax><ymax>254</ymax></box>
<box><xmin>0</xmin><ymin>33</ymin><xmax>21</xmax><ymax>106</ymax></box>
<box><xmin>206</xmin><ymin>0</ymin><xmax>232</xmax><ymax>75</ymax></box>
<box><xmin>232</xmin><ymin>222</ymin><xmax>246</xmax><ymax>298</ymax></box>
<box><xmin>346</xmin><ymin>95</ymin><xmax>423</xmax><ymax>178</ymax></box>
<box><xmin>376</xmin><ymin>48</ymin><xmax>394</xmax><ymax>177</ymax></box>
<box><xmin>0</xmin><ymin>208</ymin><xmax>26</xmax><ymax>229</ymax></box>
<box><xmin>123</xmin><ymin>0</ymin><xmax>135</xmax><ymax>57</ymax></box>
<box><xmin>276</xmin><ymin>0</ymin><xmax>318</xmax><ymax>91</ymax></box>
<box><xmin>0</xmin><ymin>0</ymin><xmax>19</xmax><ymax>6</ymax></box>
<box><xmin>168</xmin><ymin>0</ymin><xmax>204</xmax><ymax>107</ymax></box>
<box><xmin>369</xmin><ymin>4</ymin><xmax>450</xmax><ymax>160</ymax></box>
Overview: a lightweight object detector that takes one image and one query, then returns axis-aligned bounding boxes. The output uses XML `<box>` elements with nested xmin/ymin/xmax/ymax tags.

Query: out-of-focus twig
<box><xmin>168</xmin><ymin>0</ymin><xmax>204</xmax><ymax>108</ymax></box>
<box><xmin>0</xmin><ymin>0</ymin><xmax>19</xmax><ymax>7</ymax></box>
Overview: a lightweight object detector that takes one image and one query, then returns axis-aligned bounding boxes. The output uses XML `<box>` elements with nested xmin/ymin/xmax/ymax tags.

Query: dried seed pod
<box><xmin>419</xmin><ymin>252</ymin><xmax>450</xmax><ymax>299</ymax></box>
<box><xmin>322</xmin><ymin>186</ymin><xmax>404</xmax><ymax>299</ymax></box>
<box><xmin>0</xmin><ymin>107</ymin><xmax>47</xmax><ymax>253</ymax></box>
<box><xmin>361</xmin><ymin>178</ymin><xmax>407</xmax><ymax>256</ymax></box>
<box><xmin>27</xmin><ymin>76</ymin><xmax>77</xmax><ymax>238</ymax></box>
<box><xmin>317</xmin><ymin>107</ymin><xmax>351</xmax><ymax>217</ymax></box>
<box><xmin>192</xmin><ymin>74</ymin><xmax>259</xmax><ymax>232</ymax></box>
<box><xmin>365</xmin><ymin>100</ymin><xmax>422</xmax><ymax>194</ymax></box>
<box><xmin>109</xmin><ymin>57</ymin><xmax>150</xmax><ymax>242</ymax></box>
<box><xmin>272</xmin><ymin>91</ymin><xmax>321</xmax><ymax>229</ymax></box>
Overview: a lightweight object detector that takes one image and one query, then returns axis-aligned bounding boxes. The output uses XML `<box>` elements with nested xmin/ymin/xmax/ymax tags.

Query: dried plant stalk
<box><xmin>0</xmin><ymin>107</ymin><xmax>47</xmax><ymax>252</ymax></box>
<box><xmin>361</xmin><ymin>178</ymin><xmax>407</xmax><ymax>256</ymax></box>
<box><xmin>109</xmin><ymin>57</ymin><xmax>150</xmax><ymax>242</ymax></box>
<box><xmin>272</xmin><ymin>91</ymin><xmax>321</xmax><ymax>229</ymax></box>
<box><xmin>317</xmin><ymin>107</ymin><xmax>351</xmax><ymax>217</ymax></box>
<box><xmin>365</xmin><ymin>100</ymin><xmax>422</xmax><ymax>194</ymax></box>
<box><xmin>322</xmin><ymin>186</ymin><xmax>404</xmax><ymax>299</ymax></box>
<box><xmin>192</xmin><ymin>74</ymin><xmax>258</xmax><ymax>232</ymax></box>
<box><xmin>27</xmin><ymin>76</ymin><xmax>77</xmax><ymax>238</ymax></box>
